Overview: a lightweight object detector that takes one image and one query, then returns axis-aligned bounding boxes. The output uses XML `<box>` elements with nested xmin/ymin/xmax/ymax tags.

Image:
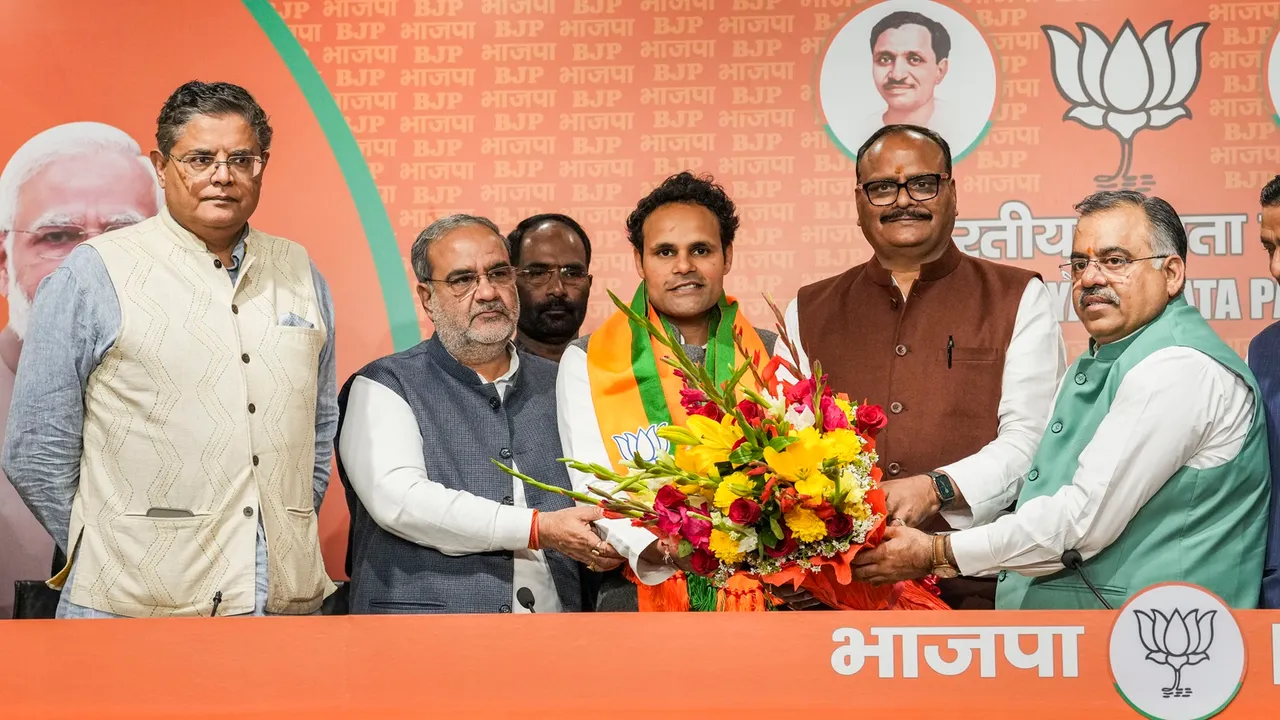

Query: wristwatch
<box><xmin>932</xmin><ymin>535</ymin><xmax>959</xmax><ymax>579</ymax></box>
<box><xmin>926</xmin><ymin>470</ymin><xmax>956</xmax><ymax>510</ymax></box>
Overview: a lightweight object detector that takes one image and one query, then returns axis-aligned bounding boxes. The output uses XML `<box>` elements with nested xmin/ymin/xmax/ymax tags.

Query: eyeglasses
<box><xmin>169</xmin><ymin>154</ymin><xmax>265</xmax><ymax>179</ymax></box>
<box><xmin>1059</xmin><ymin>255</ymin><xmax>1168</xmax><ymax>282</ymax></box>
<box><xmin>423</xmin><ymin>266</ymin><xmax>517</xmax><ymax>297</ymax></box>
<box><xmin>518</xmin><ymin>266</ymin><xmax>590</xmax><ymax>287</ymax></box>
<box><xmin>857</xmin><ymin>173</ymin><xmax>949</xmax><ymax>206</ymax></box>
<box><xmin>9</xmin><ymin>225</ymin><xmax>133</xmax><ymax>259</ymax></box>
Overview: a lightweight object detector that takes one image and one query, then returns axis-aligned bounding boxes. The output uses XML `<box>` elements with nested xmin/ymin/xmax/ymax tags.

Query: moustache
<box><xmin>882</xmin><ymin>78</ymin><xmax>913</xmax><ymax>89</ymax></box>
<box><xmin>881</xmin><ymin>208</ymin><xmax>932</xmax><ymax>223</ymax></box>
<box><xmin>471</xmin><ymin>300</ymin><xmax>513</xmax><ymax>320</ymax></box>
<box><xmin>1078</xmin><ymin>286</ymin><xmax>1121</xmax><ymax>306</ymax></box>
<box><xmin>535</xmin><ymin>297</ymin><xmax>573</xmax><ymax>313</ymax></box>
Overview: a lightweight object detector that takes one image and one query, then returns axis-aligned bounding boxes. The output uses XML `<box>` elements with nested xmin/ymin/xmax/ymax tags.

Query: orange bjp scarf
<box><xmin>585</xmin><ymin>284</ymin><xmax>770</xmax><ymax>611</ymax></box>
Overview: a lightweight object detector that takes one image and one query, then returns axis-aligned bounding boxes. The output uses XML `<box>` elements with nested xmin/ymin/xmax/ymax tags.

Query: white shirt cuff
<box><xmin>498</xmin><ymin>506</ymin><xmax>536</xmax><ymax>552</ymax></box>
<box><xmin>936</xmin><ymin>458</ymin><xmax>995</xmax><ymax>529</ymax></box>
<box><xmin>596</xmin><ymin>517</ymin><xmax>676</xmax><ymax>585</ymax></box>
<box><xmin>947</xmin><ymin>526</ymin><xmax>1002</xmax><ymax>578</ymax></box>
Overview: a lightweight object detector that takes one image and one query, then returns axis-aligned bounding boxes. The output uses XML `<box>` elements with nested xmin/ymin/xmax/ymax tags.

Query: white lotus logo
<box><xmin>612</xmin><ymin>423</ymin><xmax>667</xmax><ymax>464</ymax></box>
<box><xmin>1043</xmin><ymin>20</ymin><xmax>1208</xmax><ymax>184</ymax></box>
<box><xmin>1134</xmin><ymin>608</ymin><xmax>1215</xmax><ymax>699</ymax></box>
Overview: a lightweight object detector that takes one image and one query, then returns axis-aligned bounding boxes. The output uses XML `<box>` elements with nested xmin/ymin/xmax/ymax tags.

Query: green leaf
<box><xmin>678</xmin><ymin>539</ymin><xmax>694</xmax><ymax>558</ymax></box>
<box><xmin>759</xmin><ymin>525</ymin><xmax>779</xmax><ymax>548</ymax></box>
<box><xmin>768</xmin><ymin>435</ymin><xmax>799</xmax><ymax>452</ymax></box>
<box><xmin>769</xmin><ymin>515</ymin><xmax>784</xmax><ymax>539</ymax></box>
<box><xmin>715</xmin><ymin>461</ymin><xmax>736</xmax><ymax>477</ymax></box>
<box><xmin>728</xmin><ymin>444</ymin><xmax>763</xmax><ymax>466</ymax></box>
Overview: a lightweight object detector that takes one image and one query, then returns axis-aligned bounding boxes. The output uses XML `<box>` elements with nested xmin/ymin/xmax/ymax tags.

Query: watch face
<box><xmin>932</xmin><ymin>567</ymin><xmax>959</xmax><ymax>579</ymax></box>
<box><xmin>931</xmin><ymin>472</ymin><xmax>956</xmax><ymax>502</ymax></box>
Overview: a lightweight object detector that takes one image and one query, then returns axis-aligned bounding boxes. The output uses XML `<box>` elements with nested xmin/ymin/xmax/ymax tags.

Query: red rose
<box><xmin>855</xmin><ymin>404</ymin><xmax>888</xmax><ymax>438</ymax></box>
<box><xmin>682</xmin><ymin>514</ymin><xmax>713</xmax><ymax>550</ymax></box>
<box><xmin>820</xmin><ymin>395</ymin><xmax>850</xmax><ymax>431</ymax></box>
<box><xmin>824</xmin><ymin>513</ymin><xmax>854</xmax><ymax>539</ymax></box>
<box><xmin>728</xmin><ymin>498</ymin><xmax>761</xmax><ymax>526</ymax></box>
<box><xmin>737</xmin><ymin>399</ymin><xmax>765</xmax><ymax>427</ymax></box>
<box><xmin>764</xmin><ymin>526</ymin><xmax>798</xmax><ymax>558</ymax></box>
<box><xmin>656</xmin><ymin>485</ymin><xmax>686</xmax><ymax>510</ymax></box>
<box><xmin>811</xmin><ymin>501</ymin><xmax>837</xmax><ymax>521</ymax></box>
<box><xmin>689</xmin><ymin>548</ymin><xmax>720</xmax><ymax>576</ymax></box>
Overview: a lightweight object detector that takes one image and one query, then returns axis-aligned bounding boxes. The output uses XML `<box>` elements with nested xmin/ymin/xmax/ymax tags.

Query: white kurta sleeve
<box><xmin>556</xmin><ymin>345</ymin><xmax>676</xmax><ymax>585</ymax></box>
<box><xmin>939</xmin><ymin>278</ymin><xmax>1068</xmax><ymax>528</ymax></box>
<box><xmin>339</xmin><ymin>376</ymin><xmax>534</xmax><ymax>556</ymax></box>
<box><xmin>948</xmin><ymin>347</ymin><xmax>1254</xmax><ymax>577</ymax></box>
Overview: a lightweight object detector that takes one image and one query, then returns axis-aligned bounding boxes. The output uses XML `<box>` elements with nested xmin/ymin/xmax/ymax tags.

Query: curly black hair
<box><xmin>625</xmin><ymin>171</ymin><xmax>739</xmax><ymax>253</ymax></box>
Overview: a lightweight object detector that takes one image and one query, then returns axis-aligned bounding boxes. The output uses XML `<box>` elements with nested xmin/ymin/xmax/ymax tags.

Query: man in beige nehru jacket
<box><xmin>4</xmin><ymin>81</ymin><xmax>337</xmax><ymax>618</ymax></box>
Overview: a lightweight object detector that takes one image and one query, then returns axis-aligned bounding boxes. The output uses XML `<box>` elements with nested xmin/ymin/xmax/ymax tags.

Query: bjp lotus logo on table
<box><xmin>1109</xmin><ymin>584</ymin><xmax>1245</xmax><ymax>720</ymax></box>
<box><xmin>1043</xmin><ymin>20</ymin><xmax>1208</xmax><ymax>189</ymax></box>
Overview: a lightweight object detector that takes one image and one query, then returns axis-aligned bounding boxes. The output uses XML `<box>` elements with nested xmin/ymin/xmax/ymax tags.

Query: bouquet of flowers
<box><xmin>497</xmin><ymin>292</ymin><xmax>947</xmax><ymax>611</ymax></box>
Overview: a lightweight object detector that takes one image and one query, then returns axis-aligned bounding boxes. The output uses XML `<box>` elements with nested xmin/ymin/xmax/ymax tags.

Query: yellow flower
<box><xmin>674</xmin><ymin>415</ymin><xmax>745</xmax><ymax>478</ymax></box>
<box><xmin>686</xmin><ymin>414</ymin><xmax>744</xmax><ymax>452</ymax></box>
<box><xmin>784</xmin><ymin>507</ymin><xmax>827</xmax><ymax>542</ymax></box>
<box><xmin>764</xmin><ymin>426</ymin><xmax>826</xmax><ymax>482</ymax></box>
<box><xmin>713</xmin><ymin>472</ymin><xmax>755</xmax><ymax>511</ymax></box>
<box><xmin>709</xmin><ymin>529</ymin><xmax>746</xmax><ymax>563</ymax></box>
<box><xmin>794</xmin><ymin>473</ymin><xmax>835</xmax><ymax>501</ymax></box>
<box><xmin>823</xmin><ymin>429</ymin><xmax>862</xmax><ymax>464</ymax></box>
<box><xmin>834</xmin><ymin>397</ymin><xmax>855</xmax><ymax>422</ymax></box>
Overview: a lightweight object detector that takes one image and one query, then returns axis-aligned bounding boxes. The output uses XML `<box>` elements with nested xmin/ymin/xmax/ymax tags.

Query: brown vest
<box><xmin>796</xmin><ymin>243</ymin><xmax>1037</xmax><ymax>532</ymax></box>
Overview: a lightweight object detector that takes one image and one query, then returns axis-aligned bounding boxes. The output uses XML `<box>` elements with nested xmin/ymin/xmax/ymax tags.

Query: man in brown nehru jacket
<box><xmin>778</xmin><ymin>124</ymin><xmax>1066</xmax><ymax>608</ymax></box>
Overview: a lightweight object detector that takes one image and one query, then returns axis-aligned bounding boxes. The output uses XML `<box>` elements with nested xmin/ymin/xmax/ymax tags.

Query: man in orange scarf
<box><xmin>556</xmin><ymin>172</ymin><xmax>782</xmax><ymax>611</ymax></box>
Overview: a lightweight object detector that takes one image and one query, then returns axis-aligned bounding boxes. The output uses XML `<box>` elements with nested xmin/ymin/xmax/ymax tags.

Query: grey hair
<box><xmin>1073</xmin><ymin>190</ymin><xmax>1187</xmax><ymax>261</ymax></box>
<box><xmin>410</xmin><ymin>213</ymin><xmax>502</xmax><ymax>282</ymax></box>
<box><xmin>0</xmin><ymin>121</ymin><xmax>160</xmax><ymax>235</ymax></box>
<box><xmin>156</xmin><ymin>81</ymin><xmax>273</xmax><ymax>156</ymax></box>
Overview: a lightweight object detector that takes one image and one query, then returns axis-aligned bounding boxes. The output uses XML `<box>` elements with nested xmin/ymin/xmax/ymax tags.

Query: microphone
<box><xmin>1061</xmin><ymin>550</ymin><xmax>1113</xmax><ymax>610</ymax></box>
<box><xmin>516</xmin><ymin>587</ymin><xmax>536</xmax><ymax>613</ymax></box>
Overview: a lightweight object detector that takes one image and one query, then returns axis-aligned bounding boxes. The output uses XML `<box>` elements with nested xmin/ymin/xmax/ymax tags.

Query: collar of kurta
<box><xmin>863</xmin><ymin>239</ymin><xmax>963</xmax><ymax>287</ymax></box>
<box><xmin>424</xmin><ymin>334</ymin><xmax>522</xmax><ymax>391</ymax></box>
<box><xmin>158</xmin><ymin>207</ymin><xmax>251</xmax><ymax>257</ymax></box>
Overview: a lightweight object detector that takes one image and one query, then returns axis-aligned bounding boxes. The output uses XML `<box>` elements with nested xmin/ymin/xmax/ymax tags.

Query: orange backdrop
<box><xmin>1</xmin><ymin>0</ymin><xmax>1277</xmax><ymax>578</ymax></box>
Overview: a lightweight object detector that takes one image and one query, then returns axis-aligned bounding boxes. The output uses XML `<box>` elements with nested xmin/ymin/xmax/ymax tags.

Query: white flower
<box><xmin>785</xmin><ymin>403</ymin><xmax>815</xmax><ymax>430</ymax></box>
<box><xmin>611</xmin><ymin>422</ymin><xmax>668</xmax><ymax>463</ymax></box>
<box><xmin>737</xmin><ymin>527</ymin><xmax>759</xmax><ymax>554</ymax></box>
<box><xmin>1043</xmin><ymin>20</ymin><xmax>1206</xmax><ymax>181</ymax></box>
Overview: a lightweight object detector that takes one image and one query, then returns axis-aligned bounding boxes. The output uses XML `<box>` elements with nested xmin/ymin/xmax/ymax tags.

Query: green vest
<box><xmin>996</xmin><ymin>297</ymin><xmax>1269</xmax><ymax>610</ymax></box>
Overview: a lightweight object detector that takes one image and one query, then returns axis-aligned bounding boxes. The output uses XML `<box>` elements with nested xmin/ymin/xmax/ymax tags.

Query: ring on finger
<box><xmin>587</xmin><ymin>561</ymin><xmax>597</xmax><ymax>571</ymax></box>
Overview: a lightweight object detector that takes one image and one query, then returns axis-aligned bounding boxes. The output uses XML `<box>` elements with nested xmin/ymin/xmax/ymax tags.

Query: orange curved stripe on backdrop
<box><xmin>0</xmin><ymin>1</ymin><xmax>396</xmax><ymax>579</ymax></box>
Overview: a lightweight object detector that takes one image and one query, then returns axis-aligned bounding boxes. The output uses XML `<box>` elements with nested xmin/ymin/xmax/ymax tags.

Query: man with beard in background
<box><xmin>337</xmin><ymin>214</ymin><xmax>617</xmax><ymax>614</ymax></box>
<box><xmin>0</xmin><ymin>122</ymin><xmax>159</xmax><ymax>619</ymax></box>
<box><xmin>507</xmin><ymin>214</ymin><xmax>592</xmax><ymax>362</ymax></box>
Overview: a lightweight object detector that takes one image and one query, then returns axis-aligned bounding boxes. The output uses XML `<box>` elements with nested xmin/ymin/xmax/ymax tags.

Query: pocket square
<box><xmin>279</xmin><ymin>312</ymin><xmax>315</xmax><ymax>329</ymax></box>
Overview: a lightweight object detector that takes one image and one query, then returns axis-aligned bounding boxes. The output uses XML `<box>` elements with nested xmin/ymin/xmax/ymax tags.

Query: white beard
<box><xmin>6</xmin><ymin>256</ymin><xmax>30</xmax><ymax>339</ymax></box>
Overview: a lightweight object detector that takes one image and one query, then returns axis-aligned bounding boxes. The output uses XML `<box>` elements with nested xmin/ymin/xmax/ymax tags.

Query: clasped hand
<box><xmin>538</xmin><ymin>506</ymin><xmax>624</xmax><ymax>571</ymax></box>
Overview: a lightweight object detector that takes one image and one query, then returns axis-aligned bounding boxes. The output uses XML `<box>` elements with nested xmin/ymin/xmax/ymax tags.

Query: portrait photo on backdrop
<box><xmin>818</xmin><ymin>0</ymin><xmax>998</xmax><ymax>161</ymax></box>
<box><xmin>0</xmin><ymin>121</ymin><xmax>160</xmax><ymax>620</ymax></box>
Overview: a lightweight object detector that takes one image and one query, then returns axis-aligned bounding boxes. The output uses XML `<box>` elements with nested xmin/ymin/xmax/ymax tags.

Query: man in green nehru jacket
<box><xmin>851</xmin><ymin>189</ymin><xmax>1270</xmax><ymax>609</ymax></box>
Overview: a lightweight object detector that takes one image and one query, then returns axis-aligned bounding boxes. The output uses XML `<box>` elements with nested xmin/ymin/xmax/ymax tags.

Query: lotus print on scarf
<box><xmin>612</xmin><ymin>423</ymin><xmax>668</xmax><ymax>464</ymax></box>
<box><xmin>1042</xmin><ymin>20</ymin><xmax>1208</xmax><ymax>186</ymax></box>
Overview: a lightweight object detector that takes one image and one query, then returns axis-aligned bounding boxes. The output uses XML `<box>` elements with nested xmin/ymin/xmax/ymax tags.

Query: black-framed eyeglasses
<box><xmin>169</xmin><ymin>153</ymin><xmax>265</xmax><ymax>179</ymax></box>
<box><xmin>1059</xmin><ymin>255</ymin><xmax>1169</xmax><ymax>282</ymax></box>
<box><xmin>423</xmin><ymin>266</ymin><xmax>517</xmax><ymax>297</ymax></box>
<box><xmin>518</xmin><ymin>266</ymin><xmax>590</xmax><ymax>287</ymax></box>
<box><xmin>857</xmin><ymin>172</ymin><xmax>950</xmax><ymax>206</ymax></box>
